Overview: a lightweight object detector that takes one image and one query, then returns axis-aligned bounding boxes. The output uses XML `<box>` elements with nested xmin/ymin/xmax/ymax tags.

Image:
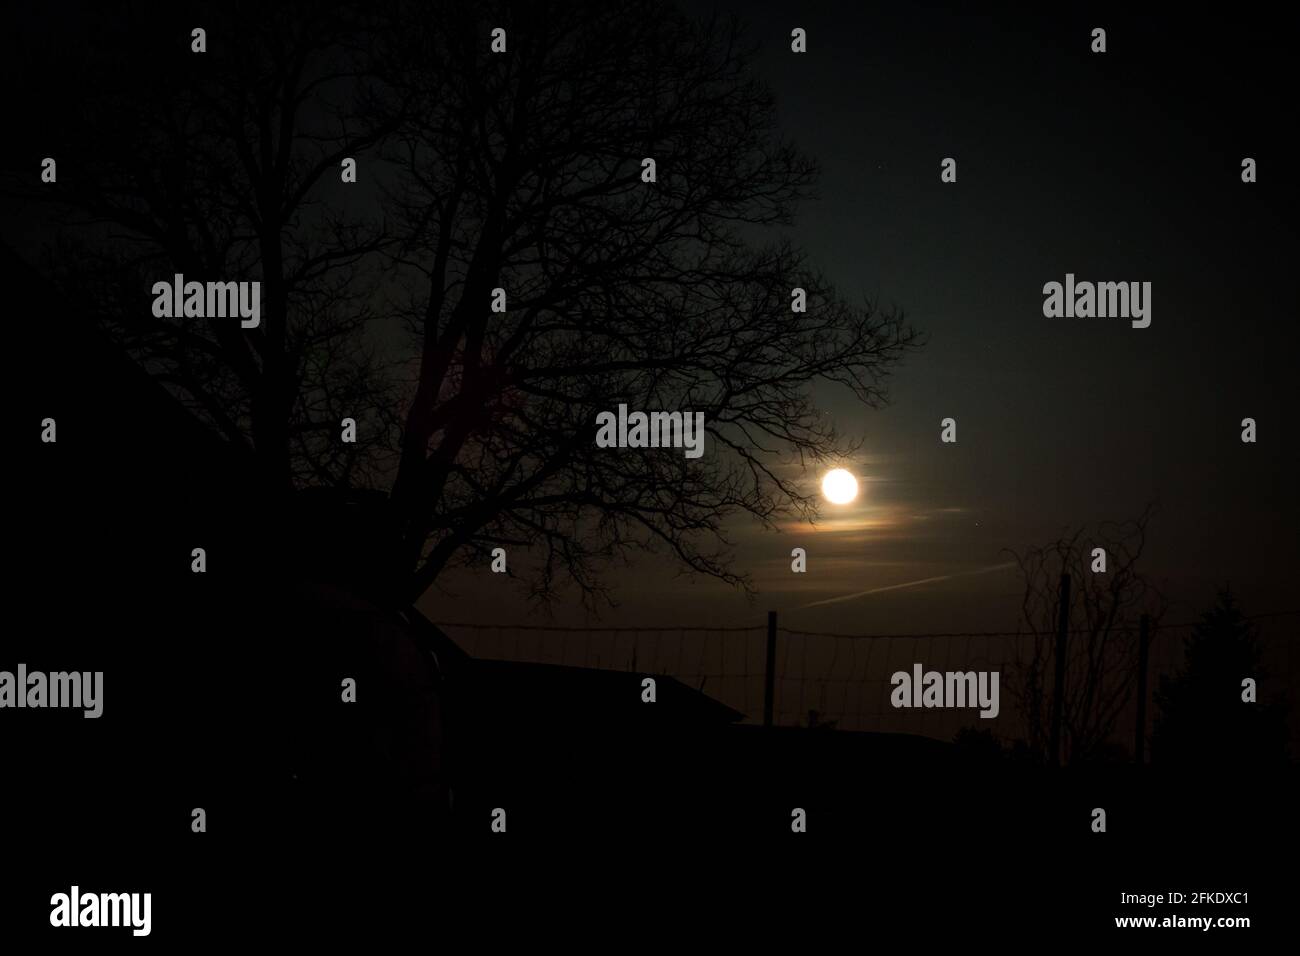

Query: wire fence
<box><xmin>433</xmin><ymin>612</ymin><xmax>1299</xmax><ymax>749</ymax></box>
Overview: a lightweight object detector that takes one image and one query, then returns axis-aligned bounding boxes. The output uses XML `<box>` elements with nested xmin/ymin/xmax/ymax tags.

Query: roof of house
<box><xmin>400</xmin><ymin>610</ymin><xmax>744</xmax><ymax>726</ymax></box>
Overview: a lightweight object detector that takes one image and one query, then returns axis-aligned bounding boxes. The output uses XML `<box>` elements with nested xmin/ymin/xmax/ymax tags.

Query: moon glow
<box><xmin>821</xmin><ymin>468</ymin><xmax>859</xmax><ymax>505</ymax></box>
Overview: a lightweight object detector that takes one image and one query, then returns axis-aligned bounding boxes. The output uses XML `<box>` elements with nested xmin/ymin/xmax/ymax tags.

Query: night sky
<box><xmin>5</xmin><ymin>2</ymin><xmax>1294</xmax><ymax>675</ymax></box>
<box><xmin>423</xmin><ymin>5</ymin><xmax>1299</xmax><ymax>644</ymax></box>
<box><xmin>2</xmin><ymin>2</ymin><xmax>1297</xmax><ymax>942</ymax></box>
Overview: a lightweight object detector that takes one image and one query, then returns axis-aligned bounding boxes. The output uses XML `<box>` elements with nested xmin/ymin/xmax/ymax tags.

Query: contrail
<box><xmin>799</xmin><ymin>561</ymin><xmax>1017</xmax><ymax>609</ymax></box>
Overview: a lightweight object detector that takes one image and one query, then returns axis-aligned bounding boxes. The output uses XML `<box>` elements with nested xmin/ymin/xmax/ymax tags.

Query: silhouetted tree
<box><xmin>6</xmin><ymin>0</ymin><xmax>400</xmax><ymax>492</ymax></box>
<box><xmin>375</xmin><ymin>0</ymin><xmax>918</xmax><ymax>604</ymax></box>
<box><xmin>1008</xmin><ymin>508</ymin><xmax>1166</xmax><ymax>764</ymax></box>
<box><xmin>9</xmin><ymin>0</ymin><xmax>919</xmax><ymax>607</ymax></box>
<box><xmin>1151</xmin><ymin>589</ymin><xmax>1289</xmax><ymax>766</ymax></box>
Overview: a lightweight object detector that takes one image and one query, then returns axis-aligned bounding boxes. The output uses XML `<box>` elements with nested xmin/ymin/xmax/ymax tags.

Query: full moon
<box><xmin>821</xmin><ymin>468</ymin><xmax>859</xmax><ymax>505</ymax></box>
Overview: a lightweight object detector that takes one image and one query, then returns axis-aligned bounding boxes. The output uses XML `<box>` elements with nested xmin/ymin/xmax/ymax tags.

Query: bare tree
<box><xmin>10</xmin><ymin>0</ymin><xmax>919</xmax><ymax>608</ymax></box>
<box><xmin>8</xmin><ymin>0</ymin><xmax>400</xmax><ymax>491</ymax></box>
<box><xmin>1008</xmin><ymin>507</ymin><xmax>1166</xmax><ymax>764</ymax></box>
<box><xmin>376</xmin><ymin>0</ymin><xmax>919</xmax><ymax>605</ymax></box>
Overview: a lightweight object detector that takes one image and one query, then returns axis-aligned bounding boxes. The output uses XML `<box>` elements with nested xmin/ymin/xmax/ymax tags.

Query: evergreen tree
<box><xmin>1151</xmin><ymin>589</ymin><xmax>1289</xmax><ymax>766</ymax></box>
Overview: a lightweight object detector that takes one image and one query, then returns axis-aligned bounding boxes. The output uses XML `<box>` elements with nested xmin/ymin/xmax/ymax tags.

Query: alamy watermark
<box><xmin>50</xmin><ymin>886</ymin><xmax>150</xmax><ymax>936</ymax></box>
<box><xmin>0</xmin><ymin>665</ymin><xmax>102</xmax><ymax>717</ymax></box>
<box><xmin>891</xmin><ymin>663</ymin><xmax>999</xmax><ymax>719</ymax></box>
<box><xmin>595</xmin><ymin>403</ymin><xmax>705</xmax><ymax>459</ymax></box>
<box><xmin>1042</xmin><ymin>273</ymin><xmax>1151</xmax><ymax>329</ymax></box>
<box><xmin>151</xmin><ymin>273</ymin><xmax>260</xmax><ymax>329</ymax></box>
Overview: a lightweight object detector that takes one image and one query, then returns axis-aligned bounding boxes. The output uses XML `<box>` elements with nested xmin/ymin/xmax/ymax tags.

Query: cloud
<box><xmin>798</xmin><ymin>561</ymin><xmax>1017</xmax><ymax>609</ymax></box>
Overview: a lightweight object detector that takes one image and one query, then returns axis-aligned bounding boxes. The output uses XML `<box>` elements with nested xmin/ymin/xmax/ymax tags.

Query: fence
<box><xmin>433</xmin><ymin>600</ymin><xmax>1299</xmax><ymax>758</ymax></box>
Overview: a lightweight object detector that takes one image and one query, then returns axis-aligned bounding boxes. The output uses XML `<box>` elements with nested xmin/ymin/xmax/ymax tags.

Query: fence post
<box><xmin>764</xmin><ymin>610</ymin><xmax>777</xmax><ymax>728</ymax></box>
<box><xmin>1050</xmin><ymin>573</ymin><xmax>1071</xmax><ymax>767</ymax></box>
<box><xmin>1134</xmin><ymin>613</ymin><xmax>1151</xmax><ymax>765</ymax></box>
